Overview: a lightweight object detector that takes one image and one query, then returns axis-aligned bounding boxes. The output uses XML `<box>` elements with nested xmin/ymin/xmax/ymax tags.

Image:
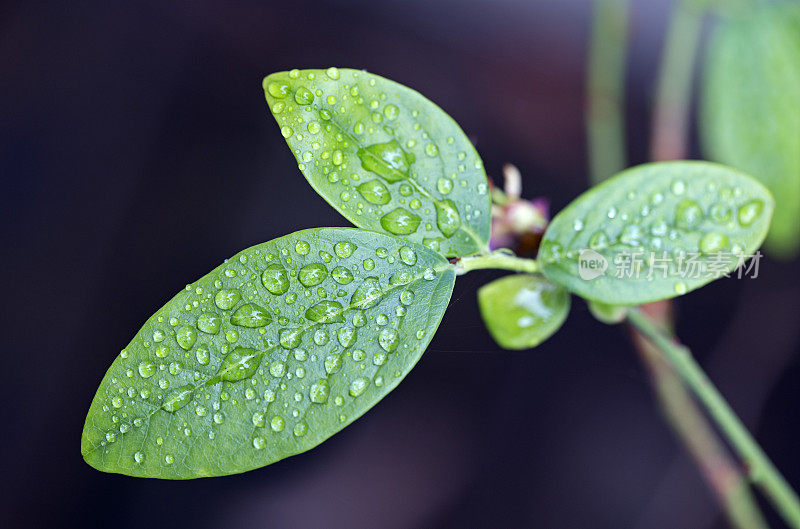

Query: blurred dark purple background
<box><xmin>2</xmin><ymin>1</ymin><xmax>799</xmax><ymax>528</ymax></box>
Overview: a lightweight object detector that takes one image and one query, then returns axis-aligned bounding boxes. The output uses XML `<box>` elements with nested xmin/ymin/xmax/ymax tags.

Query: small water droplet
<box><xmin>310</xmin><ymin>379</ymin><xmax>330</xmax><ymax>403</ymax></box>
<box><xmin>176</xmin><ymin>326</ymin><xmax>197</xmax><ymax>350</ymax></box>
<box><xmin>349</xmin><ymin>377</ymin><xmax>369</xmax><ymax>397</ymax></box>
<box><xmin>737</xmin><ymin>200</ymin><xmax>763</xmax><ymax>227</ymax></box>
<box><xmin>378</xmin><ymin>328</ymin><xmax>399</xmax><ymax>352</ymax></box>
<box><xmin>230</xmin><ymin>303</ymin><xmax>272</xmax><ymax>328</ymax></box>
<box><xmin>196</xmin><ymin>313</ymin><xmax>221</xmax><ymax>335</ymax></box>
<box><xmin>675</xmin><ymin>199</ymin><xmax>703</xmax><ymax>229</ymax></box>
<box><xmin>380</xmin><ymin>207</ymin><xmax>421</xmax><ymax>235</ymax></box>
<box><xmin>357</xmin><ymin>179</ymin><xmax>391</xmax><ymax>205</ymax></box>
<box><xmin>434</xmin><ymin>200</ymin><xmax>461</xmax><ymax>238</ymax></box>
<box><xmin>334</xmin><ymin>241</ymin><xmax>357</xmax><ymax>258</ymax></box>
<box><xmin>298</xmin><ymin>263</ymin><xmax>328</xmax><ymax>287</ymax></box>
<box><xmin>214</xmin><ymin>289</ymin><xmax>242</xmax><ymax>310</ymax></box>
<box><xmin>699</xmin><ymin>232</ymin><xmax>729</xmax><ymax>254</ymax></box>
<box><xmin>437</xmin><ymin>177</ymin><xmax>453</xmax><ymax>195</ymax></box>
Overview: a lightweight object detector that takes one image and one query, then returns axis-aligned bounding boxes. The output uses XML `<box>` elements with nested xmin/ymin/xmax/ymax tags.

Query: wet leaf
<box><xmin>538</xmin><ymin>162</ymin><xmax>773</xmax><ymax>304</ymax></box>
<box><xmin>478</xmin><ymin>274</ymin><xmax>570</xmax><ymax>350</ymax></box>
<box><xmin>263</xmin><ymin>68</ymin><xmax>491</xmax><ymax>257</ymax></box>
<box><xmin>82</xmin><ymin>228</ymin><xmax>455</xmax><ymax>478</ymax></box>
<box><xmin>701</xmin><ymin>4</ymin><xmax>800</xmax><ymax>258</ymax></box>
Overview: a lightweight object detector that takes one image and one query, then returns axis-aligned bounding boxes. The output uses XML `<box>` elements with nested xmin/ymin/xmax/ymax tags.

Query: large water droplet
<box><xmin>298</xmin><ymin>263</ymin><xmax>328</xmax><ymax>287</ymax></box>
<box><xmin>196</xmin><ymin>313</ymin><xmax>221</xmax><ymax>335</ymax></box>
<box><xmin>262</xmin><ymin>264</ymin><xmax>290</xmax><ymax>295</ymax></box>
<box><xmin>305</xmin><ymin>300</ymin><xmax>345</xmax><ymax>323</ymax></box>
<box><xmin>437</xmin><ymin>178</ymin><xmax>453</xmax><ymax>195</ymax></box>
<box><xmin>434</xmin><ymin>199</ymin><xmax>461</xmax><ymax>238</ymax></box>
<box><xmin>266</xmin><ymin>81</ymin><xmax>289</xmax><ymax>99</ymax></box>
<box><xmin>279</xmin><ymin>328</ymin><xmax>303</xmax><ymax>349</ymax></box>
<box><xmin>338</xmin><ymin>327</ymin><xmax>357</xmax><ymax>347</ymax></box>
<box><xmin>230</xmin><ymin>303</ymin><xmax>272</xmax><ymax>327</ymax></box>
<box><xmin>294</xmin><ymin>86</ymin><xmax>314</xmax><ymax>105</ymax></box>
<box><xmin>215</xmin><ymin>289</ymin><xmax>241</xmax><ymax>310</ymax></box>
<box><xmin>399</xmin><ymin>246</ymin><xmax>417</xmax><ymax>266</ymax></box>
<box><xmin>138</xmin><ymin>361</ymin><xmax>156</xmax><ymax>378</ymax></box>
<box><xmin>378</xmin><ymin>328</ymin><xmax>399</xmax><ymax>352</ymax></box>
<box><xmin>334</xmin><ymin>241</ymin><xmax>356</xmax><ymax>258</ymax></box>
<box><xmin>675</xmin><ymin>199</ymin><xmax>703</xmax><ymax>229</ymax></box>
<box><xmin>331</xmin><ymin>266</ymin><xmax>353</xmax><ymax>284</ymax></box>
<box><xmin>176</xmin><ymin>326</ymin><xmax>196</xmax><ymax>350</ymax></box>
<box><xmin>270</xmin><ymin>416</ymin><xmax>285</xmax><ymax>432</ymax></box>
<box><xmin>357</xmin><ymin>179</ymin><xmax>391</xmax><ymax>205</ymax></box>
<box><xmin>351</xmin><ymin>277</ymin><xmax>383</xmax><ymax>309</ymax></box>
<box><xmin>699</xmin><ymin>232</ymin><xmax>729</xmax><ymax>254</ymax></box>
<box><xmin>737</xmin><ymin>200</ymin><xmax>763</xmax><ymax>227</ymax></box>
<box><xmin>310</xmin><ymin>379</ymin><xmax>330</xmax><ymax>403</ymax></box>
<box><xmin>162</xmin><ymin>384</ymin><xmax>194</xmax><ymax>412</ymax></box>
<box><xmin>380</xmin><ymin>207</ymin><xmax>421</xmax><ymax>235</ymax></box>
<box><xmin>357</xmin><ymin>140</ymin><xmax>413</xmax><ymax>183</ymax></box>
<box><xmin>325</xmin><ymin>353</ymin><xmax>343</xmax><ymax>374</ymax></box>
<box><xmin>349</xmin><ymin>377</ymin><xmax>369</xmax><ymax>397</ymax></box>
<box><xmin>217</xmin><ymin>347</ymin><xmax>263</xmax><ymax>382</ymax></box>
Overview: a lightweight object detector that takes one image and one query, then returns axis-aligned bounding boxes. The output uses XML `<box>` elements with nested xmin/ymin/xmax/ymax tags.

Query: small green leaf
<box><xmin>263</xmin><ymin>68</ymin><xmax>491</xmax><ymax>257</ymax></box>
<box><xmin>701</xmin><ymin>4</ymin><xmax>800</xmax><ymax>258</ymax></box>
<box><xmin>478</xmin><ymin>274</ymin><xmax>570</xmax><ymax>350</ymax></box>
<box><xmin>538</xmin><ymin>162</ymin><xmax>773</xmax><ymax>305</ymax></box>
<box><xmin>82</xmin><ymin>228</ymin><xmax>455</xmax><ymax>478</ymax></box>
<box><xmin>587</xmin><ymin>300</ymin><xmax>628</xmax><ymax>325</ymax></box>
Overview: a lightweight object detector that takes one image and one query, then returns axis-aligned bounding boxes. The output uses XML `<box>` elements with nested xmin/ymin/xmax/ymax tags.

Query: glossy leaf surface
<box><xmin>478</xmin><ymin>274</ymin><xmax>570</xmax><ymax>350</ymax></box>
<box><xmin>263</xmin><ymin>68</ymin><xmax>491</xmax><ymax>257</ymax></box>
<box><xmin>82</xmin><ymin>228</ymin><xmax>455</xmax><ymax>478</ymax></box>
<box><xmin>539</xmin><ymin>162</ymin><xmax>773</xmax><ymax>304</ymax></box>
<box><xmin>701</xmin><ymin>5</ymin><xmax>800</xmax><ymax>258</ymax></box>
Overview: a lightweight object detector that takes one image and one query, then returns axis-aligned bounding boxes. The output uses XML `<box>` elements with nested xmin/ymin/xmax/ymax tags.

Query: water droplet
<box><xmin>310</xmin><ymin>379</ymin><xmax>330</xmax><ymax>403</ymax></box>
<box><xmin>351</xmin><ymin>277</ymin><xmax>383</xmax><ymax>308</ymax></box>
<box><xmin>133</xmin><ymin>451</ymin><xmax>145</xmax><ymax>464</ymax></box>
<box><xmin>589</xmin><ymin>230</ymin><xmax>609</xmax><ymax>250</ymax></box>
<box><xmin>357</xmin><ymin>140</ymin><xmax>413</xmax><ymax>183</ymax></box>
<box><xmin>305</xmin><ymin>300</ymin><xmax>345</xmax><ymax>323</ymax></box>
<box><xmin>434</xmin><ymin>200</ymin><xmax>461</xmax><ymax>238</ymax></box>
<box><xmin>215</xmin><ymin>289</ymin><xmax>241</xmax><ymax>310</ymax></box>
<box><xmin>230</xmin><ymin>303</ymin><xmax>272</xmax><ymax>327</ymax></box>
<box><xmin>423</xmin><ymin>268</ymin><xmax>436</xmax><ymax>280</ymax></box>
<box><xmin>737</xmin><ymin>200</ymin><xmax>763</xmax><ymax>227</ymax></box>
<box><xmin>338</xmin><ymin>327</ymin><xmax>357</xmax><ymax>347</ymax></box>
<box><xmin>380</xmin><ymin>207</ymin><xmax>421</xmax><ymax>235</ymax></box>
<box><xmin>378</xmin><ymin>328</ymin><xmax>399</xmax><ymax>352</ymax></box>
<box><xmin>279</xmin><ymin>328</ymin><xmax>303</xmax><ymax>349</ymax></box>
<box><xmin>217</xmin><ymin>347</ymin><xmax>263</xmax><ymax>382</ymax></box>
<box><xmin>424</xmin><ymin>143</ymin><xmax>439</xmax><ymax>157</ymax></box>
<box><xmin>674</xmin><ymin>282</ymin><xmax>688</xmax><ymax>294</ymax></box>
<box><xmin>314</xmin><ymin>329</ymin><xmax>329</xmax><ymax>345</ymax></box>
<box><xmin>262</xmin><ymin>264</ymin><xmax>290</xmax><ymax>295</ymax></box>
<box><xmin>253</xmin><ymin>436</ymin><xmax>266</xmax><ymax>450</ymax></box>
<box><xmin>252</xmin><ymin>411</ymin><xmax>266</xmax><ymax>427</ymax></box>
<box><xmin>294</xmin><ymin>422</ymin><xmax>308</xmax><ymax>437</ymax></box>
<box><xmin>325</xmin><ymin>67</ymin><xmax>340</xmax><ymax>80</ymax></box>
<box><xmin>383</xmin><ymin>104</ymin><xmax>399</xmax><ymax>120</ymax></box>
<box><xmin>675</xmin><ymin>199</ymin><xmax>703</xmax><ymax>229</ymax></box>
<box><xmin>307</xmin><ymin>121</ymin><xmax>321</xmax><ymax>134</ymax></box>
<box><xmin>176</xmin><ymin>325</ymin><xmax>196</xmax><ymax>350</ymax></box>
<box><xmin>400</xmin><ymin>290</ymin><xmax>415</xmax><ymax>305</ymax></box>
<box><xmin>294</xmin><ymin>86</ymin><xmax>314</xmax><ymax>105</ymax></box>
<box><xmin>699</xmin><ymin>232</ymin><xmax>729</xmax><ymax>254</ymax></box>
<box><xmin>349</xmin><ymin>377</ymin><xmax>369</xmax><ymax>397</ymax></box>
<box><xmin>389</xmin><ymin>270</ymin><xmax>413</xmax><ymax>285</ymax></box>
<box><xmin>266</xmin><ymin>81</ymin><xmax>289</xmax><ymax>99</ymax></box>
<box><xmin>357</xmin><ymin>179</ymin><xmax>391</xmax><ymax>205</ymax></box>
<box><xmin>138</xmin><ymin>361</ymin><xmax>156</xmax><ymax>378</ymax></box>
<box><xmin>331</xmin><ymin>266</ymin><xmax>353</xmax><ymax>284</ymax></box>
<box><xmin>325</xmin><ymin>353</ymin><xmax>343</xmax><ymax>374</ymax></box>
<box><xmin>620</xmin><ymin>224</ymin><xmax>643</xmax><ymax>245</ymax></box>
<box><xmin>270</xmin><ymin>416</ymin><xmax>285</xmax><ymax>432</ymax></box>
<box><xmin>162</xmin><ymin>384</ymin><xmax>194</xmax><ymax>412</ymax></box>
<box><xmin>398</xmin><ymin>246</ymin><xmax>417</xmax><ymax>266</ymax></box>
<box><xmin>671</xmin><ymin>180</ymin><xmax>686</xmax><ymax>195</ymax></box>
<box><xmin>437</xmin><ymin>177</ymin><xmax>453</xmax><ymax>195</ymax></box>
<box><xmin>334</xmin><ymin>241</ymin><xmax>356</xmax><ymax>258</ymax></box>
<box><xmin>363</xmin><ymin>258</ymin><xmax>375</xmax><ymax>270</ymax></box>
<box><xmin>295</xmin><ymin>240</ymin><xmax>310</xmax><ymax>255</ymax></box>
<box><xmin>196</xmin><ymin>313</ymin><xmax>221</xmax><ymax>335</ymax></box>
<box><xmin>298</xmin><ymin>263</ymin><xmax>328</xmax><ymax>287</ymax></box>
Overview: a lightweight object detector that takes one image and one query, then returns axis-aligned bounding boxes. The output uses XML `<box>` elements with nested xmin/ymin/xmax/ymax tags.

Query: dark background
<box><xmin>2</xmin><ymin>1</ymin><xmax>799</xmax><ymax>528</ymax></box>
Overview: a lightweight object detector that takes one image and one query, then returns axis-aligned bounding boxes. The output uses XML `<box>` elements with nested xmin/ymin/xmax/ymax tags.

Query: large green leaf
<box><xmin>538</xmin><ymin>162</ymin><xmax>773</xmax><ymax>305</ymax></box>
<box><xmin>262</xmin><ymin>68</ymin><xmax>491</xmax><ymax>257</ymax></box>
<box><xmin>82</xmin><ymin>228</ymin><xmax>455</xmax><ymax>478</ymax></box>
<box><xmin>478</xmin><ymin>274</ymin><xmax>570</xmax><ymax>350</ymax></box>
<box><xmin>701</xmin><ymin>4</ymin><xmax>800</xmax><ymax>259</ymax></box>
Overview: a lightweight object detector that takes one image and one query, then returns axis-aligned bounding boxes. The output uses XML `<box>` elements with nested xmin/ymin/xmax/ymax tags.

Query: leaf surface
<box><xmin>701</xmin><ymin>4</ymin><xmax>800</xmax><ymax>258</ymax></box>
<box><xmin>82</xmin><ymin>228</ymin><xmax>455</xmax><ymax>478</ymax></box>
<box><xmin>539</xmin><ymin>162</ymin><xmax>773</xmax><ymax>304</ymax></box>
<box><xmin>478</xmin><ymin>274</ymin><xmax>570</xmax><ymax>350</ymax></box>
<box><xmin>263</xmin><ymin>68</ymin><xmax>491</xmax><ymax>257</ymax></box>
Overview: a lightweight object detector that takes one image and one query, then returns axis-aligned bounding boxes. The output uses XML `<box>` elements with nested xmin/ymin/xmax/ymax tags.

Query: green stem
<box><xmin>587</xmin><ymin>0</ymin><xmax>630</xmax><ymax>183</ymax></box>
<box><xmin>650</xmin><ymin>0</ymin><xmax>704</xmax><ymax>161</ymax></box>
<box><xmin>628</xmin><ymin>307</ymin><xmax>800</xmax><ymax>529</ymax></box>
<box><xmin>455</xmin><ymin>252</ymin><xmax>539</xmax><ymax>275</ymax></box>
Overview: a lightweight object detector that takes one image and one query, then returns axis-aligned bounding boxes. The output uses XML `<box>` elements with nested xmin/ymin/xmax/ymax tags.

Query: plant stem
<box><xmin>628</xmin><ymin>307</ymin><xmax>800</xmax><ymax>529</ymax></box>
<box><xmin>650</xmin><ymin>0</ymin><xmax>704</xmax><ymax>161</ymax></box>
<box><xmin>632</xmin><ymin>327</ymin><xmax>769</xmax><ymax>529</ymax></box>
<box><xmin>587</xmin><ymin>0</ymin><xmax>629</xmax><ymax>183</ymax></box>
<box><xmin>455</xmin><ymin>252</ymin><xmax>539</xmax><ymax>275</ymax></box>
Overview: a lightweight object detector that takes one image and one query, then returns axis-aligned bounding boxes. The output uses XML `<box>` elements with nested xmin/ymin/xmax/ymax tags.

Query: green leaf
<box><xmin>538</xmin><ymin>161</ymin><xmax>773</xmax><ymax>305</ymax></box>
<box><xmin>701</xmin><ymin>4</ymin><xmax>800</xmax><ymax>259</ymax></box>
<box><xmin>587</xmin><ymin>300</ymin><xmax>628</xmax><ymax>325</ymax></box>
<box><xmin>82</xmin><ymin>228</ymin><xmax>455</xmax><ymax>478</ymax></box>
<box><xmin>478</xmin><ymin>274</ymin><xmax>570</xmax><ymax>350</ymax></box>
<box><xmin>262</xmin><ymin>68</ymin><xmax>491</xmax><ymax>257</ymax></box>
